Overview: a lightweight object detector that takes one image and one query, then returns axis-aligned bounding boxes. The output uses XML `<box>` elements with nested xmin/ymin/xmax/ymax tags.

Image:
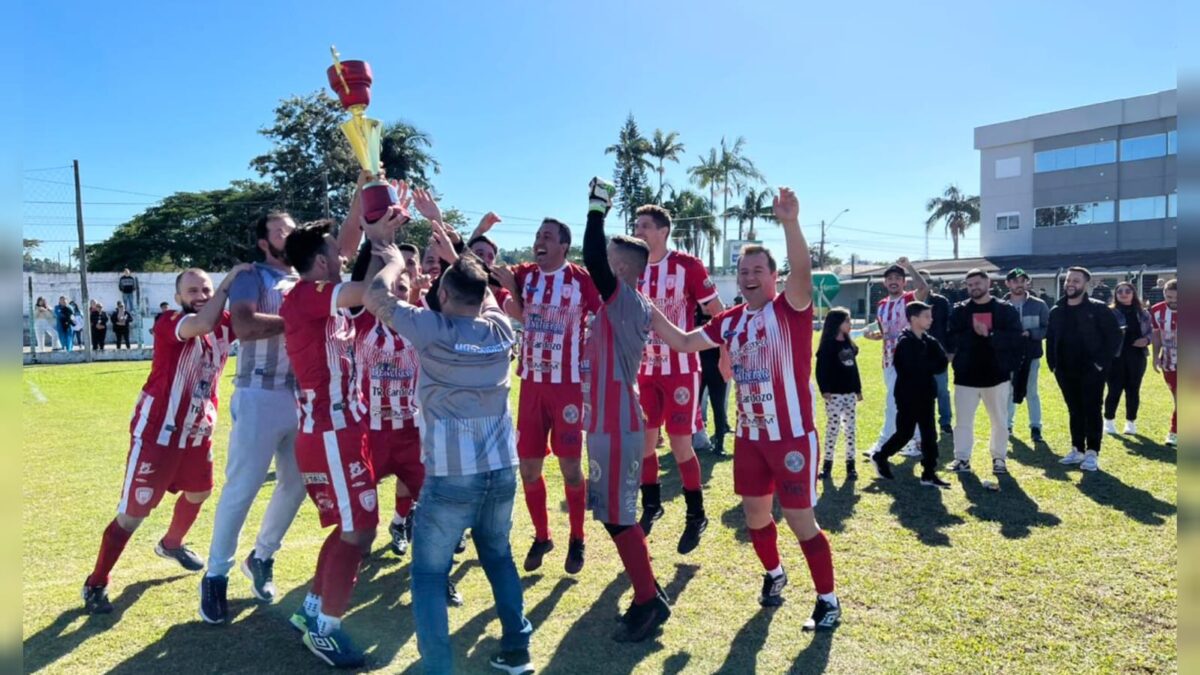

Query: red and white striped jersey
<box><xmin>513</xmin><ymin>263</ymin><xmax>600</xmax><ymax>384</ymax></box>
<box><xmin>353</xmin><ymin>312</ymin><xmax>421</xmax><ymax>431</ymax></box>
<box><xmin>130</xmin><ymin>311</ymin><xmax>236</xmax><ymax>448</ymax></box>
<box><xmin>1150</xmin><ymin>301</ymin><xmax>1177</xmax><ymax>372</ymax></box>
<box><xmin>280</xmin><ymin>280</ymin><xmax>361</xmax><ymax>433</ymax></box>
<box><xmin>702</xmin><ymin>293</ymin><xmax>816</xmax><ymax>442</ymax></box>
<box><xmin>876</xmin><ymin>290</ymin><xmax>915</xmax><ymax>369</ymax></box>
<box><xmin>639</xmin><ymin>251</ymin><xmax>719</xmax><ymax>376</ymax></box>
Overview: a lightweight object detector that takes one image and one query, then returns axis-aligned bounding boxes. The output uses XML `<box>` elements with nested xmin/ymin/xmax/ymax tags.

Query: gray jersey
<box><xmin>388</xmin><ymin>301</ymin><xmax>518</xmax><ymax>477</ymax></box>
<box><xmin>230</xmin><ymin>263</ymin><xmax>296</xmax><ymax>391</ymax></box>
<box><xmin>583</xmin><ymin>281</ymin><xmax>651</xmax><ymax>435</ymax></box>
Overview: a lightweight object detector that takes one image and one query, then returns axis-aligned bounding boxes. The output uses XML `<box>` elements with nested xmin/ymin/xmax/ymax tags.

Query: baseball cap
<box><xmin>883</xmin><ymin>264</ymin><xmax>906</xmax><ymax>278</ymax></box>
<box><xmin>1006</xmin><ymin>267</ymin><xmax>1029</xmax><ymax>280</ymax></box>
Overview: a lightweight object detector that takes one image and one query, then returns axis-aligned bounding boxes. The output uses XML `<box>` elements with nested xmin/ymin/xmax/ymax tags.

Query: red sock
<box><xmin>641</xmin><ymin>453</ymin><xmax>660</xmax><ymax>486</ymax></box>
<box><xmin>612</xmin><ymin>526</ymin><xmax>657</xmax><ymax>604</ymax></box>
<box><xmin>678</xmin><ymin>456</ymin><xmax>702</xmax><ymax>491</ymax></box>
<box><xmin>320</xmin><ymin>537</ymin><xmax>365</xmax><ymax>617</ymax></box>
<box><xmin>87</xmin><ymin>520</ymin><xmax>134</xmax><ymax>587</ymax></box>
<box><xmin>311</xmin><ymin>528</ymin><xmax>340</xmax><ymax>597</ymax></box>
<box><xmin>749</xmin><ymin>522</ymin><xmax>781</xmax><ymax>571</ymax></box>
<box><xmin>395</xmin><ymin>496</ymin><xmax>414</xmax><ymax>519</ymax></box>
<box><xmin>799</xmin><ymin>530</ymin><xmax>835</xmax><ymax>595</ymax></box>
<box><xmin>161</xmin><ymin>495</ymin><xmax>204</xmax><ymax>549</ymax></box>
<box><xmin>564</xmin><ymin>482</ymin><xmax>587</xmax><ymax>541</ymax></box>
<box><xmin>523</xmin><ymin>477</ymin><xmax>550</xmax><ymax>541</ymax></box>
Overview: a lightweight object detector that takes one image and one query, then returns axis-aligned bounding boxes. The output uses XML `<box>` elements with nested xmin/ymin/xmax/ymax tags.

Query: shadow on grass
<box><xmin>864</xmin><ymin>464</ymin><xmax>964</xmax><ymax>546</ymax></box>
<box><xmin>1009</xmin><ymin>437</ymin><xmax>1071</xmax><ymax>481</ymax></box>
<box><xmin>959</xmin><ymin>473</ymin><xmax>1062</xmax><ymax>538</ymax></box>
<box><xmin>816</xmin><ymin>476</ymin><xmax>861</xmax><ymax>534</ymax></box>
<box><xmin>1077</xmin><ymin>470</ymin><xmax>1176</xmax><ymax>526</ymax></box>
<box><xmin>715</xmin><ymin>607</ymin><xmax>776</xmax><ymax>674</ymax></box>
<box><xmin>450</xmin><ymin>573</ymin><xmax>563</xmax><ymax>673</ymax></box>
<box><xmin>790</xmin><ymin>631</ymin><xmax>834</xmax><ymax>674</ymax></box>
<box><xmin>1116</xmin><ymin>434</ymin><xmax>1177</xmax><ymax>465</ymax></box>
<box><xmin>23</xmin><ymin>575</ymin><xmax>187</xmax><ymax>674</ymax></box>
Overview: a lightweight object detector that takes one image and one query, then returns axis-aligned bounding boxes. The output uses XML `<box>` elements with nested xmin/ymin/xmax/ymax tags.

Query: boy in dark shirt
<box><xmin>869</xmin><ymin>302</ymin><xmax>951</xmax><ymax>488</ymax></box>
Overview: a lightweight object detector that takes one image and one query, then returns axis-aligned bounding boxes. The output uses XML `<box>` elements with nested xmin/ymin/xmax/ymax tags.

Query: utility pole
<box><xmin>73</xmin><ymin>159</ymin><xmax>94</xmax><ymax>362</ymax></box>
<box><xmin>818</xmin><ymin>219</ymin><xmax>827</xmax><ymax>271</ymax></box>
<box><xmin>924</xmin><ymin>228</ymin><xmax>929</xmax><ymax>261</ymax></box>
<box><xmin>322</xmin><ymin>168</ymin><xmax>331</xmax><ymax>220</ymax></box>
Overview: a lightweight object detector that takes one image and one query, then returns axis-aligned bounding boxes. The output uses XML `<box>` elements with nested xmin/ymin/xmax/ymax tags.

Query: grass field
<box><xmin>22</xmin><ymin>340</ymin><xmax>1177</xmax><ymax>674</ymax></box>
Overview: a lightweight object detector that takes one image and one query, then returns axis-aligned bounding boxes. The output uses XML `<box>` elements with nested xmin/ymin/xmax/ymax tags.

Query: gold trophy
<box><xmin>327</xmin><ymin>46</ymin><xmax>396</xmax><ymax>222</ymax></box>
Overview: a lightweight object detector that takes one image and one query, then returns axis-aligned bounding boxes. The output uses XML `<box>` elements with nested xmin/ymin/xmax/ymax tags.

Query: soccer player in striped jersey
<box><xmin>1150</xmin><ymin>278</ymin><xmax>1177</xmax><ymax>446</ymax></box>
<box><xmin>862</xmin><ymin>258</ymin><xmax>928</xmax><ymax>457</ymax></box>
<box><xmin>633</xmin><ymin>205</ymin><xmax>722</xmax><ymax>554</ymax></box>
<box><xmin>82</xmin><ymin>264</ymin><xmax>248</xmax><ymax>615</ymax></box>
<box><xmin>650</xmin><ymin>187</ymin><xmax>842</xmax><ymax>631</ymax></box>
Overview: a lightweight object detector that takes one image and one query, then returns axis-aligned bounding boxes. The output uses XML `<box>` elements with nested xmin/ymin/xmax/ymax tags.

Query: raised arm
<box><xmin>178</xmin><ymin>264</ymin><xmax>252</xmax><ymax>339</ymax></box>
<box><xmin>340</xmin><ymin>206</ymin><xmax>410</xmax><ymax>309</ymax></box>
<box><xmin>900</xmin><ymin>257</ymin><xmax>929</xmax><ymax>302</ymax></box>
<box><xmin>774</xmin><ymin>187</ymin><xmax>812</xmax><ymax>311</ymax></box>
<box><xmin>583</xmin><ymin>177</ymin><xmax>618</xmax><ymax>300</ymax></box>
<box><xmin>649</xmin><ymin>305</ymin><xmax>717</xmax><ymax>353</ymax></box>
<box><xmin>364</xmin><ymin>242</ymin><xmax>411</xmax><ymax>323</ymax></box>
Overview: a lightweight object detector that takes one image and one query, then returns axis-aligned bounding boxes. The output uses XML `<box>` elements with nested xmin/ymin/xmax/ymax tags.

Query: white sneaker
<box><xmin>1103</xmin><ymin>419</ymin><xmax>1117</xmax><ymax>434</ymax></box>
<box><xmin>692</xmin><ymin>431</ymin><xmax>711</xmax><ymax>451</ymax></box>
<box><xmin>1124</xmin><ymin>421</ymin><xmax>1137</xmax><ymax>435</ymax></box>
<box><xmin>1060</xmin><ymin>448</ymin><xmax>1086</xmax><ymax>465</ymax></box>
<box><xmin>1166</xmin><ymin>432</ymin><xmax>1178</xmax><ymax>447</ymax></box>
<box><xmin>1080</xmin><ymin>450</ymin><xmax>1099</xmax><ymax>472</ymax></box>
<box><xmin>899</xmin><ymin>443</ymin><xmax>923</xmax><ymax>458</ymax></box>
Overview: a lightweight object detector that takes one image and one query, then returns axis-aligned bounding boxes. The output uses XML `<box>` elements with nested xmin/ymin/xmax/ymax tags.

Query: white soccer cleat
<box><xmin>1080</xmin><ymin>450</ymin><xmax>1099</xmax><ymax>472</ymax></box>
<box><xmin>1060</xmin><ymin>448</ymin><xmax>1086</xmax><ymax>465</ymax></box>
<box><xmin>1124</xmin><ymin>421</ymin><xmax>1137</xmax><ymax>435</ymax></box>
<box><xmin>1104</xmin><ymin>420</ymin><xmax>1117</xmax><ymax>434</ymax></box>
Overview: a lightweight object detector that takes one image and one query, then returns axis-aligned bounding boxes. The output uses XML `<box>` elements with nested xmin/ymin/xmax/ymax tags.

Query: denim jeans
<box><xmin>934</xmin><ymin>371</ymin><xmax>952</xmax><ymax>428</ymax></box>
<box><xmin>412</xmin><ymin>466</ymin><xmax>531</xmax><ymax>674</ymax></box>
<box><xmin>1007</xmin><ymin>358</ymin><xmax>1042</xmax><ymax>429</ymax></box>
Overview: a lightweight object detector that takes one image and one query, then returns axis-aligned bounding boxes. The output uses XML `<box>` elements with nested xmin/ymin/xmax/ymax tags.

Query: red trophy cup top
<box><xmin>327</xmin><ymin>59</ymin><xmax>373</xmax><ymax>110</ymax></box>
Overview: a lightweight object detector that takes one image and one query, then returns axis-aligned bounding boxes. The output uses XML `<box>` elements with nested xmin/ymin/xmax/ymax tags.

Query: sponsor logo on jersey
<box><xmin>348</xmin><ymin>462</ymin><xmax>367</xmax><ymax>480</ymax></box>
<box><xmin>371</xmin><ymin>362</ymin><xmax>416</xmax><ymax>381</ymax></box>
<box><xmin>456</xmin><ymin>341</ymin><xmax>513</xmax><ymax>354</ymax></box>
<box><xmin>739</xmin><ymin>413</ymin><xmax>778</xmax><ymax>429</ymax></box>
<box><xmin>135</xmin><ymin>487</ymin><xmax>154</xmax><ymax>505</ymax></box>
<box><xmin>533</xmin><ymin>340</ymin><xmax>564</xmax><ymax>351</ymax></box>
<box><xmin>563</xmin><ymin>404</ymin><xmax>580</xmax><ymax>424</ymax></box>
<box><xmin>302</xmin><ymin>472</ymin><xmax>329</xmax><ymax>485</ymax></box>
<box><xmin>359</xmin><ymin>489</ymin><xmax>378</xmax><ymax>512</ymax></box>
<box><xmin>740</xmin><ymin>391</ymin><xmax>775</xmax><ymax>404</ymax></box>
<box><xmin>674</xmin><ymin>386</ymin><xmax>692</xmax><ymax>405</ymax></box>
<box><xmin>137</xmin><ymin>462</ymin><xmax>155</xmax><ymax>476</ymax></box>
<box><xmin>316</xmin><ymin>493</ymin><xmax>335</xmax><ymax>512</ymax></box>
<box><xmin>731</xmin><ymin>339</ymin><xmax>767</xmax><ymax>358</ymax></box>
<box><xmin>528</xmin><ymin>360</ymin><xmax>561</xmax><ymax>373</ymax></box>
<box><xmin>703</xmin><ymin>278</ymin><xmax>715</xmax><ymax>289</ymax></box>
<box><xmin>784</xmin><ymin>450</ymin><xmax>806</xmax><ymax>473</ymax></box>
<box><xmin>524</xmin><ymin>315</ymin><xmax>566</xmax><ymax>335</ymax></box>
<box><xmin>732</xmin><ymin>365</ymin><xmax>771</xmax><ymax>384</ymax></box>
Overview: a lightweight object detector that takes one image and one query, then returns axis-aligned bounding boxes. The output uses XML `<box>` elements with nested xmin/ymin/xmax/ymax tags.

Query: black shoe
<box><xmin>489</xmin><ymin>648</ymin><xmax>534</xmax><ymax>675</ymax></box>
<box><xmin>869</xmin><ymin>452</ymin><xmax>893</xmax><ymax>480</ymax></box>
<box><xmin>818</xmin><ymin>460</ymin><xmax>833</xmax><ymax>480</ymax></box>
<box><xmin>940</xmin><ymin>424</ymin><xmax>953</xmax><ymax>435</ymax></box>
<box><xmin>802</xmin><ymin>596</ymin><xmax>841</xmax><ymax>632</ymax></box>
<box><xmin>82</xmin><ymin>583</ymin><xmax>113</xmax><ymax>614</ymax></box>
<box><xmin>920</xmin><ymin>473</ymin><xmax>951</xmax><ymax>489</ymax></box>
<box><xmin>617</xmin><ymin>581</ymin><xmax>671</xmax><ymax>623</ymax></box>
<box><xmin>759</xmin><ymin>570</ymin><xmax>788</xmax><ymax>607</ymax></box>
<box><xmin>388</xmin><ymin>519</ymin><xmax>409</xmax><ymax>556</ymax></box>
<box><xmin>199</xmin><ymin>575</ymin><xmax>229</xmax><ymax>625</ymax></box>
<box><xmin>523</xmin><ymin>538</ymin><xmax>554</xmax><ymax>572</ymax></box>
<box><xmin>710</xmin><ymin>434</ymin><xmax>726</xmax><ymax>456</ymax></box>
<box><xmin>447</xmin><ymin>579</ymin><xmax>464</xmax><ymax>607</ymax></box>
<box><xmin>639</xmin><ymin>503</ymin><xmax>665</xmax><ymax>536</ymax></box>
<box><xmin>613</xmin><ymin>594</ymin><xmax>671</xmax><ymax>642</ymax></box>
<box><xmin>454</xmin><ymin>531</ymin><xmax>469</xmax><ymax>555</ymax></box>
<box><xmin>845</xmin><ymin>461</ymin><xmax>858</xmax><ymax>481</ymax></box>
<box><xmin>155</xmin><ymin>540</ymin><xmax>204</xmax><ymax>572</ymax></box>
<box><xmin>1031</xmin><ymin>427</ymin><xmax>1044</xmax><ymax>443</ymax></box>
<box><xmin>565</xmin><ymin>538</ymin><xmax>585</xmax><ymax>575</ymax></box>
<box><xmin>240</xmin><ymin>551</ymin><xmax>276</xmax><ymax>603</ymax></box>
<box><xmin>677</xmin><ymin>515</ymin><xmax>708</xmax><ymax>555</ymax></box>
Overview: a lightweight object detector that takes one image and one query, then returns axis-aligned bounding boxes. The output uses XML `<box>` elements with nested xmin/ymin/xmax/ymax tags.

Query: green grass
<box><xmin>22</xmin><ymin>340</ymin><xmax>1177</xmax><ymax>674</ymax></box>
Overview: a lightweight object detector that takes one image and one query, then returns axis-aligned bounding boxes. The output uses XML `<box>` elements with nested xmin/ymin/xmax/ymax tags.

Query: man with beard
<box><xmin>83</xmin><ymin>265</ymin><xmax>248</xmax><ymax>614</ymax></box>
<box><xmin>1150</xmin><ymin>278</ymin><xmax>1178</xmax><ymax>447</ymax></box>
<box><xmin>1045</xmin><ymin>267</ymin><xmax>1121</xmax><ymax>471</ymax></box>
<box><xmin>201</xmin><ymin>211</ymin><xmax>310</xmax><ymax>622</ymax></box>
<box><xmin>864</xmin><ymin>259</ymin><xmax>929</xmax><ymax>457</ymax></box>
<box><xmin>1003</xmin><ymin>268</ymin><xmax>1049</xmax><ymax>444</ymax></box>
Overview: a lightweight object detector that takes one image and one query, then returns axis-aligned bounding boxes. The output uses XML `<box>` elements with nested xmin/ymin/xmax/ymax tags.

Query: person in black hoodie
<box><xmin>1046</xmin><ymin>267</ymin><xmax>1122</xmax><ymax>472</ymax></box>
<box><xmin>868</xmin><ymin>302</ymin><xmax>951</xmax><ymax>488</ymax></box>
<box><xmin>816</xmin><ymin>308</ymin><xmax>862</xmax><ymax>480</ymax></box>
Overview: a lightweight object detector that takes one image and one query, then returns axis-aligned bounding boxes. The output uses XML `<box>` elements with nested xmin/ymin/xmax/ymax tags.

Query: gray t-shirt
<box><xmin>583</xmin><ymin>281</ymin><xmax>651</xmax><ymax>435</ymax></box>
<box><xmin>388</xmin><ymin>301</ymin><xmax>518</xmax><ymax>477</ymax></box>
<box><xmin>229</xmin><ymin>263</ymin><xmax>297</xmax><ymax>391</ymax></box>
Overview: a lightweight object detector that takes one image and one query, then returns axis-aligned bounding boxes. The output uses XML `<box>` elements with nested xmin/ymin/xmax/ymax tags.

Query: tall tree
<box><xmin>663</xmin><ymin>188</ymin><xmax>720</xmax><ymax>269</ymax></box>
<box><xmin>716</xmin><ymin>136</ymin><xmax>765</xmax><ymax>240</ymax></box>
<box><xmin>924</xmin><ymin>184</ymin><xmax>980</xmax><ymax>259</ymax></box>
<box><xmin>725</xmin><ymin>187</ymin><xmax>776</xmax><ymax>240</ymax></box>
<box><xmin>380</xmin><ymin>121</ymin><xmax>441</xmax><ymax>189</ymax></box>
<box><xmin>646</xmin><ymin>129</ymin><xmax>686</xmax><ymax>203</ymax></box>
<box><xmin>604</xmin><ymin>114</ymin><xmax>653</xmax><ymax>232</ymax></box>
<box><xmin>687</xmin><ymin>148</ymin><xmax>723</xmax><ymax>266</ymax></box>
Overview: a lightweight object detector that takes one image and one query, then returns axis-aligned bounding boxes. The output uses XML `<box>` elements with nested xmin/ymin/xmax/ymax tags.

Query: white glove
<box><xmin>588</xmin><ymin>177</ymin><xmax>615</xmax><ymax>214</ymax></box>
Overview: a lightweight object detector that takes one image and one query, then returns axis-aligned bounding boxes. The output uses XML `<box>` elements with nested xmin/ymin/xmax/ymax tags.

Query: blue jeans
<box><xmin>412</xmin><ymin>466</ymin><xmax>531</xmax><ymax>674</ymax></box>
<box><xmin>934</xmin><ymin>371</ymin><xmax>952</xmax><ymax>428</ymax></box>
<box><xmin>1008</xmin><ymin>357</ymin><xmax>1043</xmax><ymax>429</ymax></box>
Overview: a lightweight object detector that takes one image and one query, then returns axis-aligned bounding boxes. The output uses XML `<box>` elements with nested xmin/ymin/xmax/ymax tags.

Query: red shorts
<box><xmin>517</xmin><ymin>380</ymin><xmax>584</xmax><ymax>460</ymax></box>
<box><xmin>638</xmin><ymin>372</ymin><xmax>700</xmax><ymax>436</ymax></box>
<box><xmin>296</xmin><ymin>427</ymin><xmax>379</xmax><ymax>533</ymax></box>
<box><xmin>733</xmin><ymin>431</ymin><xmax>820</xmax><ymax>510</ymax></box>
<box><xmin>118</xmin><ymin>435</ymin><xmax>213</xmax><ymax>518</ymax></box>
<box><xmin>367</xmin><ymin>427</ymin><xmax>425</xmax><ymax>494</ymax></box>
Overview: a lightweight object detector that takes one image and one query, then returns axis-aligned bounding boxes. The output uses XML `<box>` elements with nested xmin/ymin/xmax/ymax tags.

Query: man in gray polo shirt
<box><xmin>200</xmin><ymin>211</ymin><xmax>308</xmax><ymax>623</ymax></box>
<box><xmin>365</xmin><ymin>224</ymin><xmax>532</xmax><ymax>675</ymax></box>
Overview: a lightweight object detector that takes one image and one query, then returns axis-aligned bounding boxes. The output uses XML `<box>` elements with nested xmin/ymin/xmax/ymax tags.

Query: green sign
<box><xmin>812</xmin><ymin>272</ymin><xmax>841</xmax><ymax>301</ymax></box>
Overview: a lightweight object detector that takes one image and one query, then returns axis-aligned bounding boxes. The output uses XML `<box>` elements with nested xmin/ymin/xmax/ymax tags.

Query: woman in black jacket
<box><xmin>816</xmin><ymin>308</ymin><xmax>862</xmax><ymax>480</ymax></box>
<box><xmin>1103</xmin><ymin>281</ymin><xmax>1152</xmax><ymax>435</ymax></box>
<box><xmin>90</xmin><ymin>301</ymin><xmax>109</xmax><ymax>351</ymax></box>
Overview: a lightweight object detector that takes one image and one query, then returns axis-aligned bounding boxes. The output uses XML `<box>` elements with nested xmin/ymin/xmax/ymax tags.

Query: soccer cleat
<box><xmin>613</xmin><ymin>594</ymin><xmax>671</xmax><ymax>642</ymax></box>
<box><xmin>691</xmin><ymin>431</ymin><xmax>711</xmax><ymax>451</ymax></box>
<box><xmin>565</xmin><ymin>538</ymin><xmax>585</xmax><ymax>575</ymax></box>
<box><xmin>155</xmin><ymin>540</ymin><xmax>204</xmax><ymax>572</ymax></box>
<box><xmin>454</xmin><ymin>531</ymin><xmax>469</xmax><ymax>556</ymax></box>
<box><xmin>920</xmin><ymin>473</ymin><xmax>951</xmax><ymax>489</ymax></box>
<box><xmin>639</xmin><ymin>503</ymin><xmax>665</xmax><ymax>536</ymax></box>
<box><xmin>869</xmin><ymin>452</ymin><xmax>893</xmax><ymax>480</ymax></box>
<box><xmin>1060</xmin><ymin>448</ymin><xmax>1086</xmax><ymax>465</ymax></box>
<box><xmin>447</xmin><ymin>579</ymin><xmax>464</xmax><ymax>607</ymax></box>
<box><xmin>845</xmin><ymin>461</ymin><xmax>858</xmax><ymax>481</ymax></box>
<box><xmin>290</xmin><ymin>609</ymin><xmax>316</xmax><ymax>634</ymax></box>
<box><xmin>899</xmin><ymin>443</ymin><xmax>923</xmax><ymax>458</ymax></box>
<box><xmin>489</xmin><ymin>649</ymin><xmax>534</xmax><ymax>675</ymax></box>
<box><xmin>82</xmin><ymin>583</ymin><xmax>113</xmax><ymax>615</ymax></box>
<box><xmin>949</xmin><ymin>459</ymin><xmax>972</xmax><ymax>473</ymax></box>
<box><xmin>523</xmin><ymin>539</ymin><xmax>555</xmax><ymax>572</ymax></box>
<box><xmin>1166</xmin><ymin>432</ymin><xmax>1178</xmax><ymax>447</ymax></box>
<box><xmin>992</xmin><ymin>459</ymin><xmax>1008</xmax><ymax>475</ymax></box>
<box><xmin>818</xmin><ymin>460</ymin><xmax>834</xmax><ymax>480</ymax></box>
<box><xmin>1080</xmin><ymin>450</ymin><xmax>1100</xmax><ymax>472</ymax></box>
<box><xmin>617</xmin><ymin>581</ymin><xmax>671</xmax><ymax>624</ymax></box>
<box><xmin>199</xmin><ymin>575</ymin><xmax>229</xmax><ymax>625</ymax></box>
<box><xmin>241</xmin><ymin>552</ymin><xmax>276</xmax><ymax>603</ymax></box>
<box><xmin>388</xmin><ymin>520</ymin><xmax>409</xmax><ymax>557</ymax></box>
<box><xmin>1124</xmin><ymin>421</ymin><xmax>1137</xmax><ymax>435</ymax></box>
<box><xmin>677</xmin><ymin>515</ymin><xmax>708</xmax><ymax>555</ymax></box>
<box><xmin>759</xmin><ymin>570</ymin><xmax>788</xmax><ymax>607</ymax></box>
<box><xmin>303</xmin><ymin>627</ymin><xmax>366</xmax><ymax>668</ymax></box>
<box><xmin>802</xmin><ymin>596</ymin><xmax>842</xmax><ymax>632</ymax></box>
<box><xmin>1030</xmin><ymin>427</ymin><xmax>1044</xmax><ymax>443</ymax></box>
<box><xmin>710</xmin><ymin>434</ymin><xmax>726</xmax><ymax>456</ymax></box>
<box><xmin>1104</xmin><ymin>419</ymin><xmax>1117</xmax><ymax>434</ymax></box>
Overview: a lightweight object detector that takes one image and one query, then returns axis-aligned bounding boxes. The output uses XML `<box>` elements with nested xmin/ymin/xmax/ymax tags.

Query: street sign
<box><xmin>813</xmin><ymin>272</ymin><xmax>841</xmax><ymax>303</ymax></box>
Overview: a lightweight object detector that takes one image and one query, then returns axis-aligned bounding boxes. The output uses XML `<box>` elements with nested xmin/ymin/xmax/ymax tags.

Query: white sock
<box><xmin>392</xmin><ymin>513</ymin><xmax>407</xmax><ymax>527</ymax></box>
<box><xmin>767</xmin><ymin>565</ymin><xmax>784</xmax><ymax>578</ymax></box>
<box><xmin>303</xmin><ymin>593</ymin><xmax>321</xmax><ymax>618</ymax></box>
<box><xmin>819</xmin><ymin>592</ymin><xmax>838</xmax><ymax>606</ymax></box>
<box><xmin>316</xmin><ymin>612</ymin><xmax>341</xmax><ymax>637</ymax></box>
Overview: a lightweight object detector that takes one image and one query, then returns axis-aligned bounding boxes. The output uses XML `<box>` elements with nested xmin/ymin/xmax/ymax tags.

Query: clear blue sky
<box><xmin>21</xmin><ymin>0</ymin><xmax>1176</xmax><ymax>265</ymax></box>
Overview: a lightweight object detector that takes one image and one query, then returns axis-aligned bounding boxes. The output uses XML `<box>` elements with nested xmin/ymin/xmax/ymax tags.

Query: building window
<box><xmin>995</xmin><ymin>213</ymin><xmax>1020</xmax><ymax>230</ymax></box>
<box><xmin>1168</xmin><ymin>193</ymin><xmax>1177</xmax><ymax>218</ymax></box>
<box><xmin>1119</xmin><ymin>196</ymin><xmax>1167</xmax><ymax>221</ymax></box>
<box><xmin>1033</xmin><ymin>140</ymin><xmax>1117</xmax><ymax>173</ymax></box>
<box><xmin>1120</xmin><ymin>133</ymin><xmax>1167</xmax><ymax>162</ymax></box>
<box><xmin>1168</xmin><ymin>130</ymin><xmax>1177</xmax><ymax>155</ymax></box>
<box><xmin>994</xmin><ymin>157</ymin><xmax>1021</xmax><ymax>179</ymax></box>
<box><xmin>1034</xmin><ymin>201</ymin><xmax>1115</xmax><ymax>228</ymax></box>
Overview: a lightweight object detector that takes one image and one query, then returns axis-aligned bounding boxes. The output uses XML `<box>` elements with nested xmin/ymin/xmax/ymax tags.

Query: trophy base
<box><xmin>362</xmin><ymin>182</ymin><xmax>399</xmax><ymax>223</ymax></box>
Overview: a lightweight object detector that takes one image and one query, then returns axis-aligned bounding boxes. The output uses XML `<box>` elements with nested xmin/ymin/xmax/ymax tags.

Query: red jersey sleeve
<box><xmin>685</xmin><ymin>255</ymin><xmax>720</xmax><ymax>307</ymax></box>
<box><xmin>577</xmin><ymin>265</ymin><xmax>602</xmax><ymax>313</ymax></box>
<box><xmin>219</xmin><ymin>310</ymin><xmax>236</xmax><ymax>342</ymax></box>
<box><xmin>287</xmin><ymin>280</ymin><xmax>343</xmax><ymax>321</ymax></box>
<box><xmin>701</xmin><ymin>308</ymin><xmax>728</xmax><ymax>347</ymax></box>
<box><xmin>156</xmin><ymin>311</ymin><xmax>188</xmax><ymax>344</ymax></box>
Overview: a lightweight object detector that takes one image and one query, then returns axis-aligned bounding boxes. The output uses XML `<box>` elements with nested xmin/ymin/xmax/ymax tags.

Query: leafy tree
<box><xmin>646</xmin><ymin>129</ymin><xmax>686</xmax><ymax>203</ymax></box>
<box><xmin>925</xmin><ymin>184</ymin><xmax>980</xmax><ymax>259</ymax></box>
<box><xmin>22</xmin><ymin>239</ymin><xmax>73</xmax><ymax>273</ymax></box>
<box><xmin>380</xmin><ymin>121</ymin><xmax>441</xmax><ymax>190</ymax></box>
<box><xmin>605</xmin><ymin>114</ymin><xmax>653</xmax><ymax>232</ymax></box>
<box><xmin>662</xmin><ymin>188</ymin><xmax>719</xmax><ymax>268</ymax></box>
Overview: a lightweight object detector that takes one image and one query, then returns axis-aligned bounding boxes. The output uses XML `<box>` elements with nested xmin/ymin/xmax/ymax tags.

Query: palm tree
<box><xmin>924</xmin><ymin>184</ymin><xmax>981</xmax><ymax>259</ymax></box>
<box><xmin>724</xmin><ymin>187</ymin><xmax>776</xmax><ymax>240</ymax></box>
<box><xmin>646</xmin><ymin>129</ymin><xmax>686</xmax><ymax>203</ymax></box>
<box><xmin>380</xmin><ymin>121</ymin><xmax>441</xmax><ymax>189</ymax></box>
<box><xmin>687</xmin><ymin>149</ymin><xmax>722</xmax><ymax>265</ymax></box>
<box><xmin>717</xmin><ymin>136</ymin><xmax>765</xmax><ymax>240</ymax></box>
<box><xmin>663</xmin><ymin>188</ymin><xmax>719</xmax><ymax>265</ymax></box>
